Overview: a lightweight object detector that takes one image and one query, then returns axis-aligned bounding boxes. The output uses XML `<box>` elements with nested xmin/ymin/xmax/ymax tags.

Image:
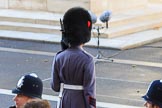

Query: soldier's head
<box><xmin>61</xmin><ymin>7</ymin><xmax>92</xmax><ymax>47</ymax></box>
<box><xmin>142</xmin><ymin>80</ymin><xmax>162</xmax><ymax>108</ymax></box>
<box><xmin>12</xmin><ymin>73</ymin><xmax>43</xmax><ymax>108</ymax></box>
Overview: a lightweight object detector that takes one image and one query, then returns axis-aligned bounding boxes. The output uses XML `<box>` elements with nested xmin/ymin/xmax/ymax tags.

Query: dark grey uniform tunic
<box><xmin>51</xmin><ymin>47</ymin><xmax>96</xmax><ymax>108</ymax></box>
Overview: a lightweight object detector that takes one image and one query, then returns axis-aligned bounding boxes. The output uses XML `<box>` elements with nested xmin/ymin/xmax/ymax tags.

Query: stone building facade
<box><xmin>0</xmin><ymin>0</ymin><xmax>160</xmax><ymax>14</ymax></box>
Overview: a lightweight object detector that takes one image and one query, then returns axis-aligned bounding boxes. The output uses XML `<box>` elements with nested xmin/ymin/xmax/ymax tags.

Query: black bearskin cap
<box><xmin>63</xmin><ymin>7</ymin><xmax>92</xmax><ymax>46</ymax></box>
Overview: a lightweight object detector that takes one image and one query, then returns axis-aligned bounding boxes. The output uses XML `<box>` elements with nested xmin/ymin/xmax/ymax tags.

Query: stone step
<box><xmin>87</xmin><ymin>27</ymin><xmax>162</xmax><ymax>50</ymax></box>
<box><xmin>0</xmin><ymin>30</ymin><xmax>61</xmax><ymax>43</ymax></box>
<box><xmin>95</xmin><ymin>4</ymin><xmax>162</xmax><ymax>27</ymax></box>
<box><xmin>93</xmin><ymin>18</ymin><xmax>162</xmax><ymax>38</ymax></box>
<box><xmin>0</xmin><ymin>21</ymin><xmax>61</xmax><ymax>34</ymax></box>
<box><xmin>1</xmin><ymin>13</ymin><xmax>162</xmax><ymax>39</ymax></box>
<box><xmin>0</xmin><ymin>9</ymin><xmax>63</xmax><ymax>25</ymax></box>
<box><xmin>0</xmin><ymin>26</ymin><xmax>162</xmax><ymax>50</ymax></box>
<box><xmin>92</xmin><ymin>4</ymin><xmax>162</xmax><ymax>38</ymax></box>
<box><xmin>2</xmin><ymin>17</ymin><xmax>162</xmax><ymax>40</ymax></box>
<box><xmin>108</xmin><ymin>4</ymin><xmax>162</xmax><ymax>28</ymax></box>
<box><xmin>0</xmin><ymin>4</ymin><xmax>162</xmax><ymax>39</ymax></box>
<box><xmin>1</xmin><ymin>4</ymin><xmax>162</xmax><ymax>28</ymax></box>
<box><xmin>4</xmin><ymin>16</ymin><xmax>162</xmax><ymax>38</ymax></box>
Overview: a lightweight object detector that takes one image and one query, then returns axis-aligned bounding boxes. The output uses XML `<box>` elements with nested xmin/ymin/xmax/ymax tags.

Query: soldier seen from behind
<box><xmin>51</xmin><ymin>7</ymin><xmax>96</xmax><ymax>108</ymax></box>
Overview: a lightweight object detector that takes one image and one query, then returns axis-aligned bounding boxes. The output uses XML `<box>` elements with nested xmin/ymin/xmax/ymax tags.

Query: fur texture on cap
<box><xmin>62</xmin><ymin>7</ymin><xmax>92</xmax><ymax>46</ymax></box>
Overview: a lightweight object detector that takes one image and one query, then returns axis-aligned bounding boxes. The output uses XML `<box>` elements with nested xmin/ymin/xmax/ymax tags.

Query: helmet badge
<box><xmin>17</xmin><ymin>76</ymin><xmax>25</xmax><ymax>88</ymax></box>
<box><xmin>160</xmin><ymin>80</ymin><xmax>162</xmax><ymax>83</ymax></box>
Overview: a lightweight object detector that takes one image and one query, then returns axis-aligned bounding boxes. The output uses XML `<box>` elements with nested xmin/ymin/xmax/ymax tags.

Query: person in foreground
<box><xmin>23</xmin><ymin>99</ymin><xmax>51</xmax><ymax>108</ymax></box>
<box><xmin>9</xmin><ymin>73</ymin><xmax>43</xmax><ymax>108</ymax></box>
<box><xmin>51</xmin><ymin>7</ymin><xmax>96</xmax><ymax>108</ymax></box>
<box><xmin>142</xmin><ymin>80</ymin><xmax>162</xmax><ymax>108</ymax></box>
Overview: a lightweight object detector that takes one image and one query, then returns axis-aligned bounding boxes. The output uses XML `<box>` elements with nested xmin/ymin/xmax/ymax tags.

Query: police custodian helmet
<box><xmin>142</xmin><ymin>80</ymin><xmax>162</xmax><ymax>107</ymax></box>
<box><xmin>62</xmin><ymin>7</ymin><xmax>92</xmax><ymax>46</ymax></box>
<box><xmin>12</xmin><ymin>73</ymin><xmax>43</xmax><ymax>99</ymax></box>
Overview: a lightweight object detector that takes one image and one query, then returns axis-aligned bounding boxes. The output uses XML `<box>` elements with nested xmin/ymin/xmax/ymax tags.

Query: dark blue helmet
<box><xmin>12</xmin><ymin>73</ymin><xmax>43</xmax><ymax>99</ymax></box>
<box><xmin>142</xmin><ymin>80</ymin><xmax>162</xmax><ymax>107</ymax></box>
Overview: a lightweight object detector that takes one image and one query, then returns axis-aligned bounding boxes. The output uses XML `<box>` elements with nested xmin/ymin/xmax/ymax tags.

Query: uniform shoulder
<box><xmin>81</xmin><ymin>50</ymin><xmax>94</xmax><ymax>60</ymax></box>
<box><xmin>55</xmin><ymin>50</ymin><xmax>64</xmax><ymax>57</ymax></box>
<box><xmin>56</xmin><ymin>50</ymin><xmax>63</xmax><ymax>55</ymax></box>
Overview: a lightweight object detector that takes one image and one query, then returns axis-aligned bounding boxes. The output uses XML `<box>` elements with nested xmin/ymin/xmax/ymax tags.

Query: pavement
<box><xmin>2</xmin><ymin>32</ymin><xmax>162</xmax><ymax>108</ymax></box>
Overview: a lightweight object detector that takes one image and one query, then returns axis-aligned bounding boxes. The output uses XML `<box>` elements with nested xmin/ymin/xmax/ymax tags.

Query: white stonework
<box><xmin>0</xmin><ymin>0</ymin><xmax>8</xmax><ymax>8</ymax></box>
<box><xmin>9</xmin><ymin>0</ymin><xmax>31</xmax><ymax>10</ymax></box>
<box><xmin>9</xmin><ymin>0</ymin><xmax>47</xmax><ymax>10</ymax></box>
<box><xmin>0</xmin><ymin>0</ymin><xmax>161</xmax><ymax>14</ymax></box>
<box><xmin>47</xmin><ymin>0</ymin><xmax>89</xmax><ymax>13</ymax></box>
<box><xmin>149</xmin><ymin>0</ymin><xmax>162</xmax><ymax>3</ymax></box>
<box><xmin>90</xmin><ymin>0</ymin><xmax>148</xmax><ymax>14</ymax></box>
<box><xmin>31</xmin><ymin>0</ymin><xmax>47</xmax><ymax>10</ymax></box>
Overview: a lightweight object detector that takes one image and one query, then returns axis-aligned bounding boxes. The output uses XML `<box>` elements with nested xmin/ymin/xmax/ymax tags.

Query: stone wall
<box><xmin>8</xmin><ymin>0</ymin><xmax>47</xmax><ymax>10</ymax></box>
<box><xmin>0</xmin><ymin>0</ymin><xmax>150</xmax><ymax>14</ymax></box>
<box><xmin>90</xmin><ymin>0</ymin><xmax>148</xmax><ymax>14</ymax></box>
<box><xmin>0</xmin><ymin>0</ymin><xmax>89</xmax><ymax>13</ymax></box>
<box><xmin>149</xmin><ymin>0</ymin><xmax>162</xmax><ymax>3</ymax></box>
<box><xmin>0</xmin><ymin>0</ymin><xmax>8</xmax><ymax>8</ymax></box>
<box><xmin>47</xmin><ymin>0</ymin><xmax>89</xmax><ymax>13</ymax></box>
